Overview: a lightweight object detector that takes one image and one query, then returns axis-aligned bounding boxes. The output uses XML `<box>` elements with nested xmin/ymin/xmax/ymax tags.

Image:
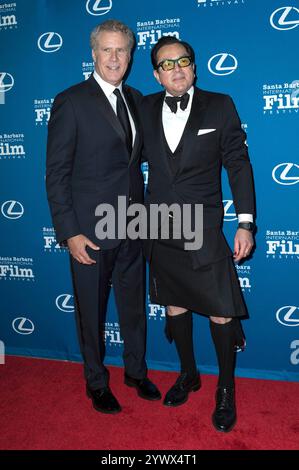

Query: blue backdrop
<box><xmin>1</xmin><ymin>0</ymin><xmax>298</xmax><ymax>381</ymax></box>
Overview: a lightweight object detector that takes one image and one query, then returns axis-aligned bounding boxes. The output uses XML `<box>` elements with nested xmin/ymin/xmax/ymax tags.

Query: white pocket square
<box><xmin>197</xmin><ymin>128</ymin><xmax>216</xmax><ymax>136</ymax></box>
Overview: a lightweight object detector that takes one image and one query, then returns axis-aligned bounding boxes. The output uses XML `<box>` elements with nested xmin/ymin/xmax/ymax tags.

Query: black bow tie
<box><xmin>165</xmin><ymin>93</ymin><xmax>190</xmax><ymax>113</ymax></box>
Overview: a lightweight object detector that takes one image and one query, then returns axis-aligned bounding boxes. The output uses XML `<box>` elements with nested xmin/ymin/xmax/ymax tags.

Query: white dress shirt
<box><xmin>162</xmin><ymin>86</ymin><xmax>253</xmax><ymax>223</ymax></box>
<box><xmin>93</xmin><ymin>70</ymin><xmax>136</xmax><ymax>146</ymax></box>
<box><xmin>163</xmin><ymin>86</ymin><xmax>194</xmax><ymax>153</ymax></box>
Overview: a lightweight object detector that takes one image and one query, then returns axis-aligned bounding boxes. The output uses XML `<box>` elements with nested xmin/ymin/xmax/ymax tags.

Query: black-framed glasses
<box><xmin>157</xmin><ymin>56</ymin><xmax>192</xmax><ymax>72</ymax></box>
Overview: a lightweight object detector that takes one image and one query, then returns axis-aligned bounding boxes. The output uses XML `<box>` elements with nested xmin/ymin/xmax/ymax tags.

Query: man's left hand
<box><xmin>233</xmin><ymin>228</ymin><xmax>254</xmax><ymax>263</ymax></box>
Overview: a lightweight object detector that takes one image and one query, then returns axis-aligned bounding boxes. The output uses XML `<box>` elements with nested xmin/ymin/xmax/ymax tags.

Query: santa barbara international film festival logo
<box><xmin>82</xmin><ymin>61</ymin><xmax>93</xmax><ymax>81</ymax></box>
<box><xmin>235</xmin><ymin>265</ymin><xmax>251</xmax><ymax>292</ymax></box>
<box><xmin>34</xmin><ymin>98</ymin><xmax>53</xmax><ymax>125</ymax></box>
<box><xmin>263</xmin><ymin>80</ymin><xmax>299</xmax><ymax>115</ymax></box>
<box><xmin>148</xmin><ymin>297</ymin><xmax>166</xmax><ymax>321</ymax></box>
<box><xmin>136</xmin><ymin>17</ymin><xmax>181</xmax><ymax>51</ymax></box>
<box><xmin>86</xmin><ymin>0</ymin><xmax>112</xmax><ymax>16</ymax></box>
<box><xmin>0</xmin><ymin>133</ymin><xmax>25</xmax><ymax>160</ymax></box>
<box><xmin>0</xmin><ymin>2</ymin><xmax>18</xmax><ymax>30</ymax></box>
<box><xmin>197</xmin><ymin>0</ymin><xmax>246</xmax><ymax>8</ymax></box>
<box><xmin>104</xmin><ymin>322</ymin><xmax>123</xmax><ymax>347</ymax></box>
<box><xmin>265</xmin><ymin>229</ymin><xmax>299</xmax><ymax>260</ymax></box>
<box><xmin>270</xmin><ymin>6</ymin><xmax>299</xmax><ymax>31</ymax></box>
<box><xmin>43</xmin><ymin>227</ymin><xmax>68</xmax><ymax>253</ymax></box>
<box><xmin>0</xmin><ymin>256</ymin><xmax>35</xmax><ymax>281</ymax></box>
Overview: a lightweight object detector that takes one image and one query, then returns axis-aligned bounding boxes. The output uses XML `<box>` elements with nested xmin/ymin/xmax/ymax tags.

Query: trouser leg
<box><xmin>70</xmin><ymin>247</ymin><xmax>117</xmax><ymax>389</ymax></box>
<box><xmin>112</xmin><ymin>239</ymin><xmax>147</xmax><ymax>379</ymax></box>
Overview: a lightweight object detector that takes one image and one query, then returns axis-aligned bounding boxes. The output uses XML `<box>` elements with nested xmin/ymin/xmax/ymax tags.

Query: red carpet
<box><xmin>0</xmin><ymin>356</ymin><xmax>298</xmax><ymax>450</ymax></box>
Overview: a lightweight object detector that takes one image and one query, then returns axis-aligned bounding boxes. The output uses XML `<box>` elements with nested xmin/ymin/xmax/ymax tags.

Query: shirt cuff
<box><xmin>238</xmin><ymin>214</ymin><xmax>253</xmax><ymax>223</ymax></box>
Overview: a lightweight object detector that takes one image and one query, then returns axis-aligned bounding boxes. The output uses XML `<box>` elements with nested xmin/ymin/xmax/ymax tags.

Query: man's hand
<box><xmin>233</xmin><ymin>229</ymin><xmax>254</xmax><ymax>263</ymax></box>
<box><xmin>67</xmin><ymin>235</ymin><xmax>100</xmax><ymax>265</ymax></box>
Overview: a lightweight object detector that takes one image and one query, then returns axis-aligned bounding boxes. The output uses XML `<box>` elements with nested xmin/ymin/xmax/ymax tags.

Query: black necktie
<box><xmin>113</xmin><ymin>88</ymin><xmax>132</xmax><ymax>153</ymax></box>
<box><xmin>165</xmin><ymin>93</ymin><xmax>190</xmax><ymax>113</ymax></box>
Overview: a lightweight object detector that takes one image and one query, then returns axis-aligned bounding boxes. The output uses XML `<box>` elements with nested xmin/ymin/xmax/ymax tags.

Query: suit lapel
<box><xmin>157</xmin><ymin>88</ymin><xmax>208</xmax><ymax>179</ymax></box>
<box><xmin>178</xmin><ymin>87</ymin><xmax>207</xmax><ymax>173</ymax></box>
<box><xmin>87</xmin><ymin>75</ymin><xmax>127</xmax><ymax>145</ymax></box>
<box><xmin>155</xmin><ymin>92</ymin><xmax>176</xmax><ymax>180</ymax></box>
<box><xmin>123</xmin><ymin>86</ymin><xmax>140</xmax><ymax>165</ymax></box>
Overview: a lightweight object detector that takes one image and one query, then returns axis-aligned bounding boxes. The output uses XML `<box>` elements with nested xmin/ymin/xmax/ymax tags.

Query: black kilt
<box><xmin>149</xmin><ymin>230</ymin><xmax>248</xmax><ymax>318</ymax></box>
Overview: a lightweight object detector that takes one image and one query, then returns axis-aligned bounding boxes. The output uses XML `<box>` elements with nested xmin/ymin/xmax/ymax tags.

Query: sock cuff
<box><xmin>167</xmin><ymin>309</ymin><xmax>192</xmax><ymax>321</ymax></box>
<box><xmin>209</xmin><ymin>318</ymin><xmax>233</xmax><ymax>329</ymax></box>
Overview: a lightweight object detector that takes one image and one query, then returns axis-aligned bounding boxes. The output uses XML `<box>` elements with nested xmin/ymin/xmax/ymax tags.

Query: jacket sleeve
<box><xmin>220</xmin><ymin>95</ymin><xmax>255</xmax><ymax>217</ymax></box>
<box><xmin>46</xmin><ymin>92</ymin><xmax>81</xmax><ymax>244</ymax></box>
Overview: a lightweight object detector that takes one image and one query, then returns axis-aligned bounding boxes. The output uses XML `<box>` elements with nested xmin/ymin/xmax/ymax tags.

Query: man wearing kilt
<box><xmin>141</xmin><ymin>36</ymin><xmax>255</xmax><ymax>432</ymax></box>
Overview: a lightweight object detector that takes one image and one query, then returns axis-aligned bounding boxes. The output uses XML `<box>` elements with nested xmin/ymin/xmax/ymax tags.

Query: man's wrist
<box><xmin>238</xmin><ymin>222</ymin><xmax>255</xmax><ymax>232</ymax></box>
<box><xmin>238</xmin><ymin>213</ymin><xmax>253</xmax><ymax>223</ymax></box>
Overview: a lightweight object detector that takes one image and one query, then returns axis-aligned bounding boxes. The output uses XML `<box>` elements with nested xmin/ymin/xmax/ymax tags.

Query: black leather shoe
<box><xmin>86</xmin><ymin>386</ymin><xmax>121</xmax><ymax>414</ymax></box>
<box><xmin>212</xmin><ymin>386</ymin><xmax>236</xmax><ymax>432</ymax></box>
<box><xmin>163</xmin><ymin>372</ymin><xmax>201</xmax><ymax>407</ymax></box>
<box><xmin>124</xmin><ymin>374</ymin><xmax>161</xmax><ymax>401</ymax></box>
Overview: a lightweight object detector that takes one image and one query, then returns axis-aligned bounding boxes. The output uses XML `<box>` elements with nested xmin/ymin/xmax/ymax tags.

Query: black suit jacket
<box><xmin>46</xmin><ymin>75</ymin><xmax>144</xmax><ymax>249</ymax></box>
<box><xmin>141</xmin><ymin>87</ymin><xmax>255</xmax><ymax>268</ymax></box>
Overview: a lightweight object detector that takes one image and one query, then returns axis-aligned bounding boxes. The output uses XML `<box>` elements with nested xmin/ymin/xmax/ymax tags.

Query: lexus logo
<box><xmin>223</xmin><ymin>200</ymin><xmax>237</xmax><ymax>222</ymax></box>
<box><xmin>86</xmin><ymin>0</ymin><xmax>112</xmax><ymax>16</ymax></box>
<box><xmin>276</xmin><ymin>306</ymin><xmax>299</xmax><ymax>327</ymax></box>
<box><xmin>0</xmin><ymin>72</ymin><xmax>14</xmax><ymax>93</ymax></box>
<box><xmin>272</xmin><ymin>163</ymin><xmax>299</xmax><ymax>185</ymax></box>
<box><xmin>56</xmin><ymin>294</ymin><xmax>74</xmax><ymax>312</ymax></box>
<box><xmin>38</xmin><ymin>32</ymin><xmax>63</xmax><ymax>53</ymax></box>
<box><xmin>208</xmin><ymin>53</ymin><xmax>238</xmax><ymax>76</ymax></box>
<box><xmin>270</xmin><ymin>6</ymin><xmax>299</xmax><ymax>31</ymax></box>
<box><xmin>1</xmin><ymin>200</ymin><xmax>24</xmax><ymax>219</ymax></box>
<box><xmin>12</xmin><ymin>317</ymin><xmax>35</xmax><ymax>335</ymax></box>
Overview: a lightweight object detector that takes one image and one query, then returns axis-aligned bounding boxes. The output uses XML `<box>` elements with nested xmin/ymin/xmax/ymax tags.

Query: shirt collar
<box><xmin>93</xmin><ymin>70</ymin><xmax>123</xmax><ymax>99</ymax></box>
<box><xmin>165</xmin><ymin>85</ymin><xmax>194</xmax><ymax>99</ymax></box>
<box><xmin>164</xmin><ymin>86</ymin><xmax>194</xmax><ymax>112</ymax></box>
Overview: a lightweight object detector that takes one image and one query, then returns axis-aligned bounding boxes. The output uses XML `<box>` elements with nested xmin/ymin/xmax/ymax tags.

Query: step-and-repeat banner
<box><xmin>1</xmin><ymin>0</ymin><xmax>298</xmax><ymax>380</ymax></box>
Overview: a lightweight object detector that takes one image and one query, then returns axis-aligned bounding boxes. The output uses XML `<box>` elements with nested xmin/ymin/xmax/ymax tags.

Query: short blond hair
<box><xmin>90</xmin><ymin>19</ymin><xmax>135</xmax><ymax>52</ymax></box>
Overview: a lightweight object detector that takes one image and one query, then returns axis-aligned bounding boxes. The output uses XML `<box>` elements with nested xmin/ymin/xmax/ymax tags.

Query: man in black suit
<box><xmin>141</xmin><ymin>37</ymin><xmax>255</xmax><ymax>432</ymax></box>
<box><xmin>46</xmin><ymin>20</ymin><xmax>161</xmax><ymax>414</ymax></box>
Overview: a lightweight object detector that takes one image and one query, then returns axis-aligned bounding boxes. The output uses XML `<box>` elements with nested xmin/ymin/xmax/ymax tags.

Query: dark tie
<box><xmin>165</xmin><ymin>93</ymin><xmax>190</xmax><ymax>113</ymax></box>
<box><xmin>113</xmin><ymin>88</ymin><xmax>132</xmax><ymax>153</ymax></box>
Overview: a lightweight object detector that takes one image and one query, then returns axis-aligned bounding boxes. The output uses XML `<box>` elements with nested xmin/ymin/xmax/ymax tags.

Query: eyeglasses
<box><xmin>157</xmin><ymin>56</ymin><xmax>192</xmax><ymax>72</ymax></box>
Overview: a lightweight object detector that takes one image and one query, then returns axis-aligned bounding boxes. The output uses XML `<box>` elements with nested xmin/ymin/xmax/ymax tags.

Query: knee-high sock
<box><xmin>166</xmin><ymin>310</ymin><xmax>197</xmax><ymax>376</ymax></box>
<box><xmin>209</xmin><ymin>319</ymin><xmax>236</xmax><ymax>387</ymax></box>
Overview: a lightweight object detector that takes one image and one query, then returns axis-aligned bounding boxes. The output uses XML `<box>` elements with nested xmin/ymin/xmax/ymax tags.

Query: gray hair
<box><xmin>90</xmin><ymin>19</ymin><xmax>135</xmax><ymax>52</ymax></box>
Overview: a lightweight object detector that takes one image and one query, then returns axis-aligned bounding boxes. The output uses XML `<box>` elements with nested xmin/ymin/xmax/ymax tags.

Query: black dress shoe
<box><xmin>212</xmin><ymin>386</ymin><xmax>236</xmax><ymax>432</ymax></box>
<box><xmin>86</xmin><ymin>386</ymin><xmax>121</xmax><ymax>414</ymax></box>
<box><xmin>163</xmin><ymin>372</ymin><xmax>201</xmax><ymax>407</ymax></box>
<box><xmin>124</xmin><ymin>374</ymin><xmax>161</xmax><ymax>401</ymax></box>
